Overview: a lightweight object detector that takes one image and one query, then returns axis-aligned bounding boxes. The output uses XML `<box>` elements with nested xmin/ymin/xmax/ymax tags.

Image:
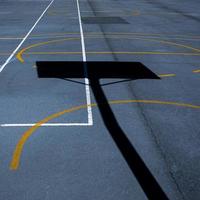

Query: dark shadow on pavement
<box><xmin>36</xmin><ymin>61</ymin><xmax>169</xmax><ymax>200</ymax></box>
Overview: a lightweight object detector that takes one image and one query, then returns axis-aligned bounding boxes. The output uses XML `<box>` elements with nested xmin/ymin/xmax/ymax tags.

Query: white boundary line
<box><xmin>0</xmin><ymin>0</ymin><xmax>55</xmax><ymax>73</ymax></box>
<box><xmin>1</xmin><ymin>123</ymin><xmax>91</xmax><ymax>127</ymax></box>
<box><xmin>0</xmin><ymin>0</ymin><xmax>93</xmax><ymax>127</ymax></box>
<box><xmin>76</xmin><ymin>0</ymin><xmax>93</xmax><ymax>125</ymax></box>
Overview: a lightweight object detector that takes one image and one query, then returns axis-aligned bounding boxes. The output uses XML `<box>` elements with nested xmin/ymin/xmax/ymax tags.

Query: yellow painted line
<box><xmin>14</xmin><ymin>33</ymin><xmax>200</xmax><ymax>42</ymax></box>
<box><xmin>31</xmin><ymin>32</ymin><xmax>80</xmax><ymax>37</ymax></box>
<box><xmin>10</xmin><ymin>99</ymin><xmax>200</xmax><ymax>170</ymax></box>
<box><xmin>3</xmin><ymin>31</ymin><xmax>200</xmax><ymax>40</ymax></box>
<box><xmin>29</xmin><ymin>32</ymin><xmax>200</xmax><ymax>39</ymax></box>
<box><xmin>17</xmin><ymin>35</ymin><xmax>200</xmax><ymax>62</ymax></box>
<box><xmin>10</xmin><ymin>104</ymin><xmax>88</xmax><ymax>170</ymax></box>
<box><xmin>193</xmin><ymin>69</ymin><xmax>200</xmax><ymax>73</ymax></box>
<box><xmin>46</xmin><ymin>9</ymin><xmax>199</xmax><ymax>18</ymax></box>
<box><xmin>1</xmin><ymin>32</ymin><xmax>199</xmax><ymax>43</ymax></box>
<box><xmin>83</xmin><ymin>34</ymin><xmax>200</xmax><ymax>42</ymax></box>
<box><xmin>16</xmin><ymin>37</ymin><xmax>80</xmax><ymax>62</ymax></box>
<box><xmin>25</xmin><ymin>51</ymin><xmax>200</xmax><ymax>56</ymax></box>
<box><xmin>159</xmin><ymin>74</ymin><xmax>176</xmax><ymax>77</ymax></box>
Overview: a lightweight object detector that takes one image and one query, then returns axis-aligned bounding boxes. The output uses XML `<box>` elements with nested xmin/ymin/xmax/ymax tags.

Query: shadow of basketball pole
<box><xmin>36</xmin><ymin>61</ymin><xmax>169</xmax><ymax>200</ymax></box>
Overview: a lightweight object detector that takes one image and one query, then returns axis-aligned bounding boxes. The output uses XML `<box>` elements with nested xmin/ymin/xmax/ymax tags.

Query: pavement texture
<box><xmin>0</xmin><ymin>0</ymin><xmax>200</xmax><ymax>199</ymax></box>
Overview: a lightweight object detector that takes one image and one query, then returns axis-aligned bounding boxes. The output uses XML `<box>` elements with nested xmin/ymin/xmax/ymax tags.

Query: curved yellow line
<box><xmin>10</xmin><ymin>99</ymin><xmax>200</xmax><ymax>170</ymax></box>
<box><xmin>25</xmin><ymin>51</ymin><xmax>200</xmax><ymax>56</ymax></box>
<box><xmin>159</xmin><ymin>74</ymin><xmax>176</xmax><ymax>77</ymax></box>
<box><xmin>3</xmin><ymin>32</ymin><xmax>200</xmax><ymax>41</ymax></box>
<box><xmin>30</xmin><ymin>32</ymin><xmax>200</xmax><ymax>39</ymax></box>
<box><xmin>16</xmin><ymin>35</ymin><xmax>200</xmax><ymax>62</ymax></box>
<box><xmin>9</xmin><ymin>104</ymin><xmax>89</xmax><ymax>170</ymax></box>
<box><xmin>16</xmin><ymin>37</ymin><xmax>80</xmax><ymax>62</ymax></box>
<box><xmin>193</xmin><ymin>69</ymin><xmax>200</xmax><ymax>73</ymax></box>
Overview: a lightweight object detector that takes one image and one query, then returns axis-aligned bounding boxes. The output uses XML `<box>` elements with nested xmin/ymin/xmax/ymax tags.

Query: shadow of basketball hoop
<box><xmin>36</xmin><ymin>61</ymin><xmax>169</xmax><ymax>200</ymax></box>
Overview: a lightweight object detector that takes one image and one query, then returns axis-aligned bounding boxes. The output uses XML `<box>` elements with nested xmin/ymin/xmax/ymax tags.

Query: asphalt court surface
<box><xmin>0</xmin><ymin>0</ymin><xmax>200</xmax><ymax>199</ymax></box>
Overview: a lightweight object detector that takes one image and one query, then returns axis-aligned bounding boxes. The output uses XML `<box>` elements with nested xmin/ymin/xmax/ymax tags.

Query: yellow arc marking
<box><xmin>10</xmin><ymin>104</ymin><xmax>88</xmax><ymax>170</ymax></box>
<box><xmin>24</xmin><ymin>51</ymin><xmax>200</xmax><ymax>56</ymax></box>
<box><xmin>193</xmin><ymin>69</ymin><xmax>200</xmax><ymax>73</ymax></box>
<box><xmin>10</xmin><ymin>99</ymin><xmax>200</xmax><ymax>170</ymax></box>
<box><xmin>16</xmin><ymin>36</ymin><xmax>200</xmax><ymax>63</ymax></box>
<box><xmin>2</xmin><ymin>32</ymin><xmax>200</xmax><ymax>40</ymax></box>
<box><xmin>28</xmin><ymin>32</ymin><xmax>200</xmax><ymax>39</ymax></box>
<box><xmin>159</xmin><ymin>74</ymin><xmax>176</xmax><ymax>77</ymax></box>
<box><xmin>16</xmin><ymin>37</ymin><xmax>80</xmax><ymax>62</ymax></box>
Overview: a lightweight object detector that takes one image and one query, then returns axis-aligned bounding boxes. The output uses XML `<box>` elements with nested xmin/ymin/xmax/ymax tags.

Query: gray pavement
<box><xmin>0</xmin><ymin>0</ymin><xmax>200</xmax><ymax>199</ymax></box>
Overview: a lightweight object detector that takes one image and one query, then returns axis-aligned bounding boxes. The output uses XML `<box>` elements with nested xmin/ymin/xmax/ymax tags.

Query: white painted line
<box><xmin>76</xmin><ymin>0</ymin><xmax>93</xmax><ymax>125</ymax></box>
<box><xmin>0</xmin><ymin>0</ymin><xmax>55</xmax><ymax>73</ymax></box>
<box><xmin>0</xmin><ymin>0</ymin><xmax>93</xmax><ymax>128</ymax></box>
<box><xmin>84</xmin><ymin>78</ymin><xmax>93</xmax><ymax>125</ymax></box>
<box><xmin>1</xmin><ymin>123</ymin><xmax>92</xmax><ymax>127</ymax></box>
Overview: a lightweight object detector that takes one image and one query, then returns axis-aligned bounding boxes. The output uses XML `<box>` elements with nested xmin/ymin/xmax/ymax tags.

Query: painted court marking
<box><xmin>15</xmin><ymin>35</ymin><xmax>200</xmax><ymax>63</ymax></box>
<box><xmin>0</xmin><ymin>0</ymin><xmax>55</xmax><ymax>73</ymax></box>
<box><xmin>1</xmin><ymin>123</ymin><xmax>92</xmax><ymax>127</ymax></box>
<box><xmin>76</xmin><ymin>0</ymin><xmax>93</xmax><ymax>125</ymax></box>
<box><xmin>193</xmin><ymin>69</ymin><xmax>200</xmax><ymax>73</ymax></box>
<box><xmin>0</xmin><ymin>0</ymin><xmax>93</xmax><ymax>127</ymax></box>
<box><xmin>9</xmin><ymin>99</ymin><xmax>200</xmax><ymax>170</ymax></box>
<box><xmin>2</xmin><ymin>33</ymin><xmax>198</xmax><ymax>127</ymax></box>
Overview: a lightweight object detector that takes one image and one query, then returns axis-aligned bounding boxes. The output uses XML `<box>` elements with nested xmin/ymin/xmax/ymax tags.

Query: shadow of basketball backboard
<box><xmin>36</xmin><ymin>61</ymin><xmax>169</xmax><ymax>200</ymax></box>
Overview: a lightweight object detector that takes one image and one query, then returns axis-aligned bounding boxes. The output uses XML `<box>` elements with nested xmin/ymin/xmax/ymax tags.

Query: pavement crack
<box><xmin>127</xmin><ymin>81</ymin><xmax>186</xmax><ymax>200</ymax></box>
